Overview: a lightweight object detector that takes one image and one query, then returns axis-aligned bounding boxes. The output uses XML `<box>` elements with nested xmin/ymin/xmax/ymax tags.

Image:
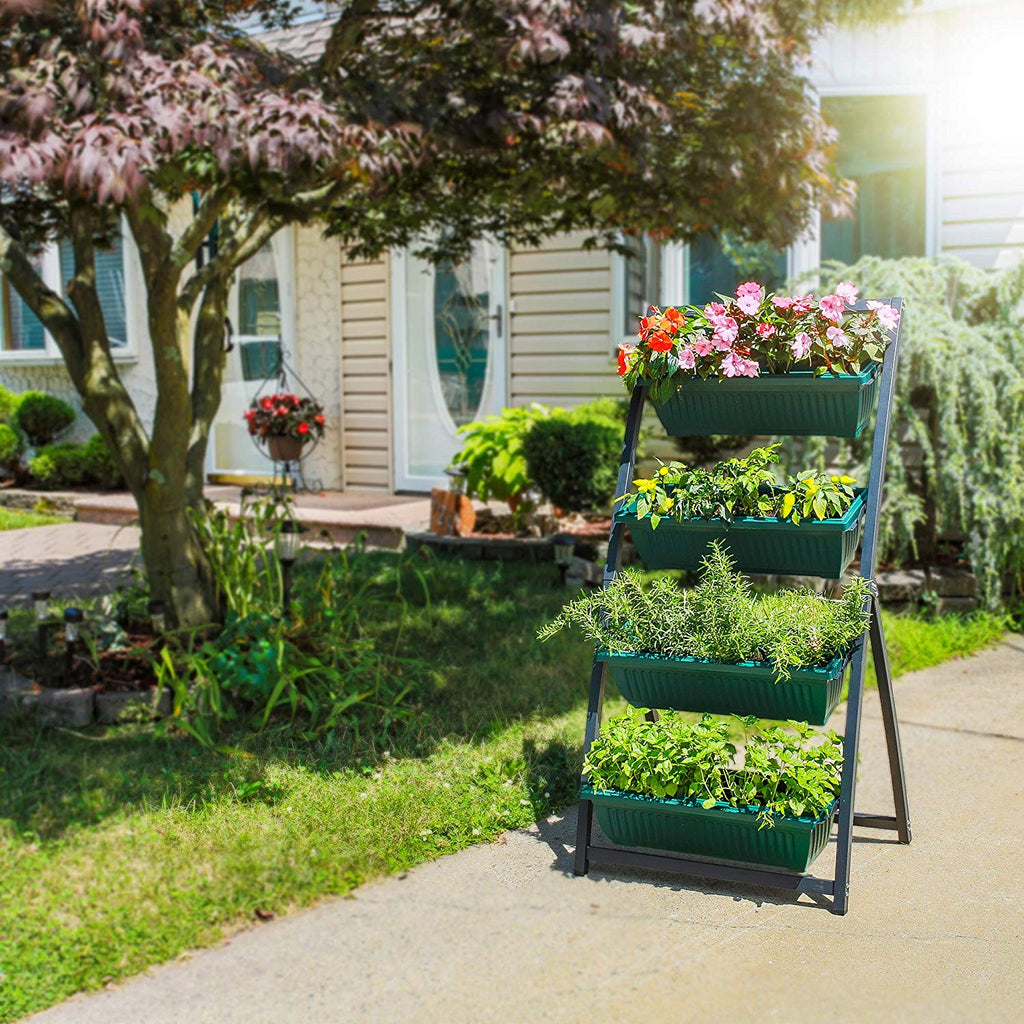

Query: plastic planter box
<box><xmin>581</xmin><ymin>785</ymin><xmax>836</xmax><ymax>873</ymax></box>
<box><xmin>651</xmin><ymin>365</ymin><xmax>879</xmax><ymax>438</ymax></box>
<box><xmin>619</xmin><ymin>491</ymin><xmax>866</xmax><ymax>578</ymax></box>
<box><xmin>597</xmin><ymin>649</ymin><xmax>852</xmax><ymax>725</ymax></box>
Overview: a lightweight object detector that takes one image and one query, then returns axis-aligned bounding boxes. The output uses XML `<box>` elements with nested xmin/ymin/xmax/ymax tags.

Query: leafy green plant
<box><xmin>0</xmin><ymin>422</ymin><xmax>23</xmax><ymax>476</ymax></box>
<box><xmin>0</xmin><ymin>383</ymin><xmax>21</xmax><ymax>424</ymax></box>
<box><xmin>584</xmin><ymin>709</ymin><xmax>843</xmax><ymax>825</ymax></box>
<box><xmin>539</xmin><ymin>542</ymin><xmax>871</xmax><ymax>679</ymax></box>
<box><xmin>14</xmin><ymin>390</ymin><xmax>75</xmax><ymax>446</ymax></box>
<box><xmin>622</xmin><ymin>444</ymin><xmax>856</xmax><ymax>528</ymax></box>
<box><xmin>28</xmin><ymin>441</ymin><xmax>88</xmax><ymax>488</ymax></box>
<box><xmin>81</xmin><ymin>433</ymin><xmax>125</xmax><ymax>488</ymax></box>
<box><xmin>449</xmin><ymin>404</ymin><xmax>549</xmax><ymax>515</ymax></box>
<box><xmin>522</xmin><ymin>410</ymin><xmax>620</xmax><ymax>513</ymax></box>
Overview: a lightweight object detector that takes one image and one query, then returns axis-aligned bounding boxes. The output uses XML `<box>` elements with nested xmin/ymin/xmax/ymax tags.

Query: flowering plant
<box><xmin>617</xmin><ymin>281</ymin><xmax>900</xmax><ymax>403</ymax></box>
<box><xmin>620</xmin><ymin>444</ymin><xmax>856</xmax><ymax>529</ymax></box>
<box><xmin>245</xmin><ymin>393</ymin><xmax>325</xmax><ymax>441</ymax></box>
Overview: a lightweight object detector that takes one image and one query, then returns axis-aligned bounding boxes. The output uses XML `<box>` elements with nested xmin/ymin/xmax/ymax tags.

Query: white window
<box><xmin>1</xmin><ymin>228</ymin><xmax>134</xmax><ymax>360</ymax></box>
<box><xmin>611</xmin><ymin>236</ymin><xmax>687</xmax><ymax>350</ymax></box>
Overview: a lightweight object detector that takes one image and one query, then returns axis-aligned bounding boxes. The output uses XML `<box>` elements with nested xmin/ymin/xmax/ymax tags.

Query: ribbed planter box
<box><xmin>619</xmin><ymin>491</ymin><xmax>865</xmax><ymax>578</ymax></box>
<box><xmin>597</xmin><ymin>649</ymin><xmax>851</xmax><ymax>725</ymax></box>
<box><xmin>582</xmin><ymin>785</ymin><xmax>835</xmax><ymax>872</ymax></box>
<box><xmin>652</xmin><ymin>366</ymin><xmax>879</xmax><ymax>438</ymax></box>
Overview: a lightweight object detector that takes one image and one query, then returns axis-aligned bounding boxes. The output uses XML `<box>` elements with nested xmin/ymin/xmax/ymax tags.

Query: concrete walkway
<box><xmin>27</xmin><ymin>639</ymin><xmax>1024</xmax><ymax>1023</ymax></box>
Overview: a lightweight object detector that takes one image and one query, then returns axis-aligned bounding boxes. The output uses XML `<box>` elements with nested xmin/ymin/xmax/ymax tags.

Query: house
<box><xmin>2</xmin><ymin>0</ymin><xmax>1021</xmax><ymax>494</ymax></box>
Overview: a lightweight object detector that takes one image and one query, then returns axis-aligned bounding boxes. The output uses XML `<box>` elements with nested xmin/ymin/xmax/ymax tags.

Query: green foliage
<box><xmin>80</xmin><ymin>434</ymin><xmax>124</xmax><ymax>488</ymax></box>
<box><xmin>623</xmin><ymin>444</ymin><xmax>856</xmax><ymax>529</ymax></box>
<box><xmin>0</xmin><ymin>383</ymin><xmax>21</xmax><ymax>423</ymax></box>
<box><xmin>539</xmin><ymin>543</ymin><xmax>871</xmax><ymax>679</ymax></box>
<box><xmin>0</xmin><ymin>422</ymin><xmax>24</xmax><ymax>474</ymax></box>
<box><xmin>584</xmin><ymin>710</ymin><xmax>843</xmax><ymax>824</ymax></box>
<box><xmin>522</xmin><ymin>406</ymin><xmax>621</xmax><ymax>513</ymax></box>
<box><xmin>0</xmin><ymin>507</ymin><xmax>66</xmax><ymax>530</ymax></box>
<box><xmin>28</xmin><ymin>442</ymin><xmax>87</xmax><ymax>489</ymax></box>
<box><xmin>785</xmin><ymin>256</ymin><xmax>1024</xmax><ymax>607</ymax></box>
<box><xmin>14</xmin><ymin>391</ymin><xmax>75</xmax><ymax>446</ymax></box>
<box><xmin>450</xmin><ymin>405</ymin><xmax>549</xmax><ymax>515</ymax></box>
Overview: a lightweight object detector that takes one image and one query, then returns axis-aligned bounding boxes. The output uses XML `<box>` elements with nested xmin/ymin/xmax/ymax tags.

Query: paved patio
<box><xmin>26</xmin><ymin>639</ymin><xmax>1024</xmax><ymax>1023</ymax></box>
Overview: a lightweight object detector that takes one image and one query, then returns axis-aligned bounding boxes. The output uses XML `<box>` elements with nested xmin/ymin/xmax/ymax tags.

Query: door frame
<box><xmin>390</xmin><ymin>243</ymin><xmax>508</xmax><ymax>492</ymax></box>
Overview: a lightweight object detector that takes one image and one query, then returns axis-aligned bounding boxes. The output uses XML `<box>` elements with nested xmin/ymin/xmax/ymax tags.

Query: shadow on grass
<box><xmin>0</xmin><ymin>551</ymin><xmax>596</xmax><ymax>842</ymax></box>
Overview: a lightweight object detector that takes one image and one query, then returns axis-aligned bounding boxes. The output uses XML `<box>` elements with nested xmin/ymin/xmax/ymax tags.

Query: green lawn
<box><xmin>0</xmin><ymin>553</ymin><xmax>1008</xmax><ymax>1021</ymax></box>
<box><xmin>0</xmin><ymin>506</ymin><xmax>68</xmax><ymax>530</ymax></box>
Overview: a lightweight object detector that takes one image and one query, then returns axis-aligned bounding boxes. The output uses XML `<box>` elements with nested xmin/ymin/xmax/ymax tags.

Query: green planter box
<box><xmin>618</xmin><ymin>491</ymin><xmax>866</xmax><ymax>578</ymax></box>
<box><xmin>651</xmin><ymin>366</ymin><xmax>879</xmax><ymax>438</ymax></box>
<box><xmin>582</xmin><ymin>785</ymin><xmax>835</xmax><ymax>873</ymax></box>
<box><xmin>597</xmin><ymin>649</ymin><xmax>851</xmax><ymax>725</ymax></box>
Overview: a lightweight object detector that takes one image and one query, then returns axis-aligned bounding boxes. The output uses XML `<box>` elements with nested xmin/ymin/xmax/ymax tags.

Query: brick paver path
<box><xmin>0</xmin><ymin>522</ymin><xmax>140</xmax><ymax>603</ymax></box>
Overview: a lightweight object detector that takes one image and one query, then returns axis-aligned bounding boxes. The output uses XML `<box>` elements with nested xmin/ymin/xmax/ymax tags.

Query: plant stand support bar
<box><xmin>574</xmin><ymin>298</ymin><xmax>912</xmax><ymax>916</ymax></box>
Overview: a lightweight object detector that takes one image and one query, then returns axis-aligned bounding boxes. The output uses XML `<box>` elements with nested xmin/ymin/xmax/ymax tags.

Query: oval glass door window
<box><xmin>433</xmin><ymin>249</ymin><xmax>491</xmax><ymax>426</ymax></box>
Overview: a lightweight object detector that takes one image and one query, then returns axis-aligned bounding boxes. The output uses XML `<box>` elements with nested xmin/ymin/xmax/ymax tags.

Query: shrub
<box><xmin>783</xmin><ymin>256</ymin><xmax>1024</xmax><ymax>607</ymax></box>
<box><xmin>28</xmin><ymin>442</ymin><xmax>88</xmax><ymax>489</ymax></box>
<box><xmin>0</xmin><ymin>385</ymin><xmax>21</xmax><ymax>424</ymax></box>
<box><xmin>14</xmin><ymin>391</ymin><xmax>75</xmax><ymax>446</ymax></box>
<box><xmin>0</xmin><ymin>423</ymin><xmax>23</xmax><ymax>475</ymax></box>
<box><xmin>81</xmin><ymin>433</ymin><xmax>124</xmax><ymax>489</ymax></box>
<box><xmin>522</xmin><ymin>412</ymin><xmax>621</xmax><ymax>513</ymax></box>
<box><xmin>584</xmin><ymin>710</ymin><xmax>843</xmax><ymax>824</ymax></box>
<box><xmin>538</xmin><ymin>542</ymin><xmax>871</xmax><ymax>679</ymax></box>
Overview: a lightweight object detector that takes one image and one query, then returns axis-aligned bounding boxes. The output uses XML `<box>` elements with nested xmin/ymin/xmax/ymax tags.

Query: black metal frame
<box><xmin>573</xmin><ymin>299</ymin><xmax>911</xmax><ymax>916</ymax></box>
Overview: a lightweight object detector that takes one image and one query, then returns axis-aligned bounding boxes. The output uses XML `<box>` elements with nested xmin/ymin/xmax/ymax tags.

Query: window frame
<box><xmin>0</xmin><ymin>219</ymin><xmax>141</xmax><ymax>365</ymax></box>
<box><xmin>610</xmin><ymin>237</ymin><xmax>687</xmax><ymax>352</ymax></box>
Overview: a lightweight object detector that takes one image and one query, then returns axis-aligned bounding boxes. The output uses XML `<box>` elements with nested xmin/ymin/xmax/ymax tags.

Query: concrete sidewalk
<box><xmin>28</xmin><ymin>640</ymin><xmax>1024</xmax><ymax>1024</ymax></box>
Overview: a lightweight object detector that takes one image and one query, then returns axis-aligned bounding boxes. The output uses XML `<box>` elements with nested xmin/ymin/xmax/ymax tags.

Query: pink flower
<box><xmin>676</xmin><ymin>346</ymin><xmax>696</xmax><ymax>370</ymax></box>
<box><xmin>756</xmin><ymin>322</ymin><xmax>776</xmax><ymax>339</ymax></box>
<box><xmin>791</xmin><ymin>331</ymin><xmax>813</xmax><ymax>359</ymax></box>
<box><xmin>835</xmin><ymin>282</ymin><xmax>859</xmax><ymax>305</ymax></box>
<box><xmin>867</xmin><ymin>300</ymin><xmax>900</xmax><ymax>331</ymax></box>
<box><xmin>720</xmin><ymin>351</ymin><xmax>760</xmax><ymax>378</ymax></box>
<box><xmin>771</xmin><ymin>296</ymin><xmax>794</xmax><ymax>311</ymax></box>
<box><xmin>790</xmin><ymin>295</ymin><xmax>815</xmax><ymax>315</ymax></box>
<box><xmin>692</xmin><ymin>335</ymin><xmax>715</xmax><ymax>357</ymax></box>
<box><xmin>711</xmin><ymin>316</ymin><xmax>738</xmax><ymax>350</ymax></box>
<box><xmin>819</xmin><ymin>294</ymin><xmax>845</xmax><ymax>323</ymax></box>
<box><xmin>735</xmin><ymin>281</ymin><xmax>764</xmax><ymax>316</ymax></box>
<box><xmin>704</xmin><ymin>301</ymin><xmax>727</xmax><ymax>317</ymax></box>
<box><xmin>826</xmin><ymin>325</ymin><xmax>849</xmax><ymax>348</ymax></box>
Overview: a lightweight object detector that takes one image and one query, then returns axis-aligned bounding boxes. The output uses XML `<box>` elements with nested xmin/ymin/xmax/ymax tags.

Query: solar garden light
<box><xmin>147</xmin><ymin>600</ymin><xmax>167</xmax><ymax>634</ymax></box>
<box><xmin>32</xmin><ymin>590</ymin><xmax>51</xmax><ymax>660</ymax></box>
<box><xmin>276</xmin><ymin>520</ymin><xmax>300</xmax><ymax>617</ymax></box>
<box><xmin>0</xmin><ymin>608</ymin><xmax>7</xmax><ymax>664</ymax></box>
<box><xmin>551</xmin><ymin>533</ymin><xmax>576</xmax><ymax>584</ymax></box>
<box><xmin>63</xmin><ymin>607</ymin><xmax>84</xmax><ymax>686</ymax></box>
<box><xmin>444</xmin><ymin>464</ymin><xmax>468</xmax><ymax>495</ymax></box>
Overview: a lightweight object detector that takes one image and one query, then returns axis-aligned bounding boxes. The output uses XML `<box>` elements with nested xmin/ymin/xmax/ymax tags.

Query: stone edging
<box><xmin>0</xmin><ymin>672</ymin><xmax>172</xmax><ymax>727</ymax></box>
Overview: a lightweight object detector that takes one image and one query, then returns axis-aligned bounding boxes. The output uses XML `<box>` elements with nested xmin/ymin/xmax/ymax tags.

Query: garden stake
<box><xmin>0</xmin><ymin>608</ymin><xmax>7</xmax><ymax>665</ymax></box>
<box><xmin>32</xmin><ymin>590</ymin><xmax>50</xmax><ymax>662</ymax></box>
<box><xmin>276</xmin><ymin>520</ymin><xmax>299</xmax><ymax>619</ymax></box>
<box><xmin>573</xmin><ymin>297</ymin><xmax>911</xmax><ymax>916</ymax></box>
<box><xmin>63</xmin><ymin>607</ymin><xmax>83</xmax><ymax>687</ymax></box>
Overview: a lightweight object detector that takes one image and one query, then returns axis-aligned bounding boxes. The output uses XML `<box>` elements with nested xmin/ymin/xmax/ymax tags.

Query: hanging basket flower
<box><xmin>245</xmin><ymin>392</ymin><xmax>325</xmax><ymax>462</ymax></box>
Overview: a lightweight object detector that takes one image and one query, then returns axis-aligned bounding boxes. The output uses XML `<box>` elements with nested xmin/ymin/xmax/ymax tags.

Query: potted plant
<box><xmin>538</xmin><ymin>543</ymin><xmax>871</xmax><ymax>725</ymax></box>
<box><xmin>617</xmin><ymin>282</ymin><xmax>900</xmax><ymax>437</ymax></box>
<box><xmin>245</xmin><ymin>392</ymin><xmax>325</xmax><ymax>463</ymax></box>
<box><xmin>618</xmin><ymin>444</ymin><xmax>865</xmax><ymax>578</ymax></box>
<box><xmin>581</xmin><ymin>710</ymin><xmax>842</xmax><ymax>872</ymax></box>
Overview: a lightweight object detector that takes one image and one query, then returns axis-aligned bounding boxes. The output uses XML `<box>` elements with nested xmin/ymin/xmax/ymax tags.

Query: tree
<box><xmin>0</xmin><ymin>0</ymin><xmax>887</xmax><ymax>626</ymax></box>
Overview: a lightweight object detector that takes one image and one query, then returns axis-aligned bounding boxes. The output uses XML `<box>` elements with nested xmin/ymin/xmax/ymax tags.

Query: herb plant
<box><xmin>618</xmin><ymin>280</ymin><xmax>899</xmax><ymax>403</ymax></box>
<box><xmin>584</xmin><ymin>709</ymin><xmax>843</xmax><ymax>825</ymax></box>
<box><xmin>538</xmin><ymin>543</ymin><xmax>871</xmax><ymax>679</ymax></box>
<box><xmin>621</xmin><ymin>444</ymin><xmax>856</xmax><ymax>528</ymax></box>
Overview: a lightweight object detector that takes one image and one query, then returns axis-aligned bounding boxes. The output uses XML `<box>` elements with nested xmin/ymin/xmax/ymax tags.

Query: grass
<box><xmin>0</xmin><ymin>552</ymin><xmax>1009</xmax><ymax>1021</ymax></box>
<box><xmin>0</xmin><ymin>506</ymin><xmax>68</xmax><ymax>530</ymax></box>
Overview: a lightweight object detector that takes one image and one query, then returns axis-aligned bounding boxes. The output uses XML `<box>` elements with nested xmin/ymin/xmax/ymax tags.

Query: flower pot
<box><xmin>651</xmin><ymin>365</ymin><xmax>879</xmax><ymax>438</ymax></box>
<box><xmin>618</xmin><ymin>491</ymin><xmax>866</xmax><ymax>578</ymax></box>
<box><xmin>597</xmin><ymin>649</ymin><xmax>852</xmax><ymax>725</ymax></box>
<box><xmin>268</xmin><ymin>435</ymin><xmax>305</xmax><ymax>462</ymax></box>
<box><xmin>581</xmin><ymin>785</ymin><xmax>835</xmax><ymax>873</ymax></box>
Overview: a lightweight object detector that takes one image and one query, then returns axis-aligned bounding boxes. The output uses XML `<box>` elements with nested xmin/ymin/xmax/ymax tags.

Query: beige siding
<box><xmin>509</xmin><ymin>233</ymin><xmax>616</xmax><ymax>408</ymax></box>
<box><xmin>340</xmin><ymin>258</ymin><xmax>391</xmax><ymax>490</ymax></box>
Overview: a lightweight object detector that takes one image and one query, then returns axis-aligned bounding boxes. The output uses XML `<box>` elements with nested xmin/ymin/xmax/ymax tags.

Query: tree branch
<box><xmin>171</xmin><ymin>186</ymin><xmax>233</xmax><ymax>273</ymax></box>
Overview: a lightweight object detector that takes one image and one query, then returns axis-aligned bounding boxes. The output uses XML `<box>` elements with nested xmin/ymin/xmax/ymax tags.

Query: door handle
<box><xmin>490</xmin><ymin>304</ymin><xmax>503</xmax><ymax>339</ymax></box>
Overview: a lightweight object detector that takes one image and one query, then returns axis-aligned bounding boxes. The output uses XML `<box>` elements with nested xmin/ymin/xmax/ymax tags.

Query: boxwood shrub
<box><xmin>0</xmin><ymin>384</ymin><xmax>21</xmax><ymax>424</ymax></box>
<box><xmin>15</xmin><ymin>391</ymin><xmax>76</xmax><ymax>446</ymax></box>
<box><xmin>27</xmin><ymin>434</ymin><xmax>123</xmax><ymax>490</ymax></box>
<box><xmin>0</xmin><ymin>423</ymin><xmax>23</xmax><ymax>475</ymax></box>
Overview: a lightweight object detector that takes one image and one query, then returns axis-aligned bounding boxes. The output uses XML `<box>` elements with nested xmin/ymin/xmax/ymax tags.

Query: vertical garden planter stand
<box><xmin>574</xmin><ymin>298</ymin><xmax>912</xmax><ymax>915</ymax></box>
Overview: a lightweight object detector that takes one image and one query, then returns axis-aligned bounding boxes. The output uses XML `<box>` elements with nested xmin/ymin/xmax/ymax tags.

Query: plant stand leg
<box><xmin>574</xmin><ymin>660</ymin><xmax>607</xmax><ymax>876</ymax></box>
<box><xmin>869</xmin><ymin>596</ymin><xmax>912</xmax><ymax>844</ymax></box>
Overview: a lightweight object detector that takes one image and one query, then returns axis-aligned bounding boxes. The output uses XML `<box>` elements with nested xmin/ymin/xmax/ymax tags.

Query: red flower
<box><xmin>648</xmin><ymin>331</ymin><xmax>674</xmax><ymax>353</ymax></box>
<box><xmin>276</xmin><ymin>405</ymin><xmax>288</xmax><ymax>416</ymax></box>
<box><xmin>617</xmin><ymin>344</ymin><xmax>634</xmax><ymax>376</ymax></box>
<box><xmin>297</xmin><ymin>422</ymin><xmax>309</xmax><ymax>435</ymax></box>
<box><xmin>260</xmin><ymin>397</ymin><xmax>273</xmax><ymax>411</ymax></box>
<box><xmin>661</xmin><ymin>307</ymin><xmax>685</xmax><ymax>330</ymax></box>
<box><xmin>314</xmin><ymin>414</ymin><xmax>325</xmax><ymax>426</ymax></box>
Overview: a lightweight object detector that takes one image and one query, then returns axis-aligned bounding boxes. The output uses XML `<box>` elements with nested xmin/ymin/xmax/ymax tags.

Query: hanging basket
<box><xmin>618</xmin><ymin>491</ymin><xmax>866</xmax><ymax>578</ymax></box>
<box><xmin>267</xmin><ymin>435</ymin><xmax>306</xmax><ymax>463</ymax></box>
<box><xmin>597</xmin><ymin>648</ymin><xmax>852</xmax><ymax>725</ymax></box>
<box><xmin>651</xmin><ymin>365</ymin><xmax>879</xmax><ymax>438</ymax></box>
<box><xmin>582</xmin><ymin>785</ymin><xmax>835</xmax><ymax>873</ymax></box>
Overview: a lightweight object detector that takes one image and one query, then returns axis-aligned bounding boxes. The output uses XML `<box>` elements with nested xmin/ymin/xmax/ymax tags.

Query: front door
<box><xmin>392</xmin><ymin>241</ymin><xmax>507</xmax><ymax>490</ymax></box>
